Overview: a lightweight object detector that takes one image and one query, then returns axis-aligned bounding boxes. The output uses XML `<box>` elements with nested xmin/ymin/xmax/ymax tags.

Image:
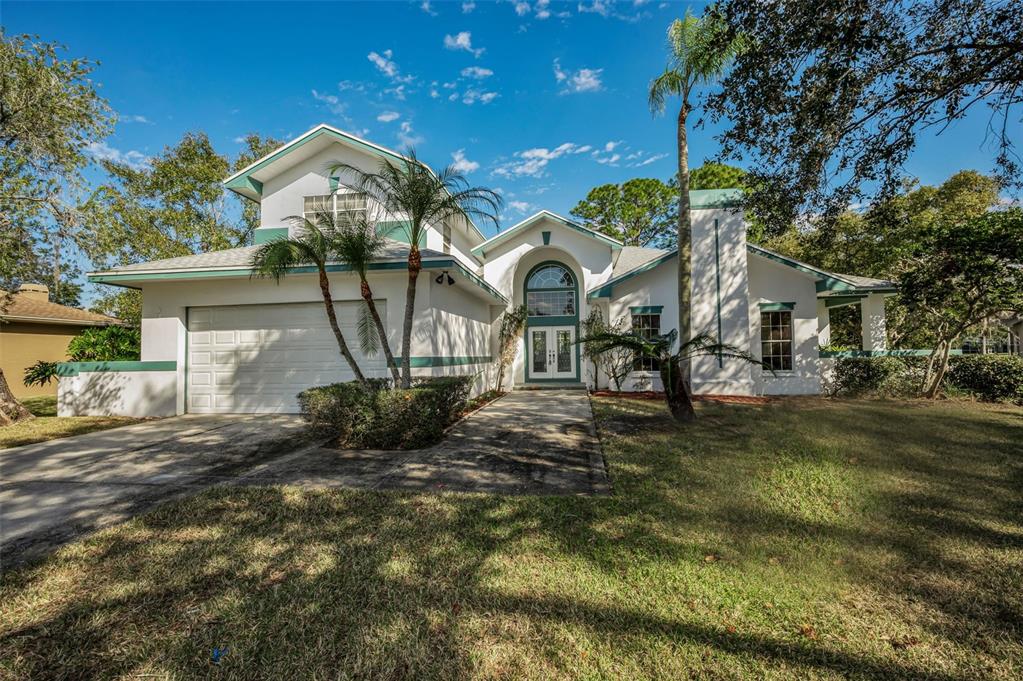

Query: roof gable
<box><xmin>472</xmin><ymin>210</ymin><xmax>623</xmax><ymax>258</ymax></box>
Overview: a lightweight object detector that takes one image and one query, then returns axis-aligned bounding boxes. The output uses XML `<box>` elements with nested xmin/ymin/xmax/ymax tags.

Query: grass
<box><xmin>0</xmin><ymin>395</ymin><xmax>143</xmax><ymax>449</ymax></box>
<box><xmin>1</xmin><ymin>397</ymin><xmax>1020</xmax><ymax>679</ymax></box>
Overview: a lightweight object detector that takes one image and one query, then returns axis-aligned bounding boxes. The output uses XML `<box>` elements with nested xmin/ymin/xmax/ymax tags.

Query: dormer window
<box><xmin>303</xmin><ymin>192</ymin><xmax>368</xmax><ymax>225</ymax></box>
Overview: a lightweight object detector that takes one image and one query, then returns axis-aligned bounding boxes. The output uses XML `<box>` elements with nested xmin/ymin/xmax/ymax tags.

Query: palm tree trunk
<box><xmin>317</xmin><ymin>268</ymin><xmax>367</xmax><ymax>385</ymax></box>
<box><xmin>400</xmin><ymin>244</ymin><xmax>421</xmax><ymax>389</ymax></box>
<box><xmin>0</xmin><ymin>369</ymin><xmax>33</xmax><ymax>426</ymax></box>
<box><xmin>360</xmin><ymin>278</ymin><xmax>401</xmax><ymax>384</ymax></box>
<box><xmin>674</xmin><ymin>103</ymin><xmax>697</xmax><ymax>422</ymax></box>
<box><xmin>661</xmin><ymin>356</ymin><xmax>696</xmax><ymax>422</ymax></box>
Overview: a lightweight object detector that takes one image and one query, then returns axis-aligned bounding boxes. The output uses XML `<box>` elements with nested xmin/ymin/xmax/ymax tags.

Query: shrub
<box><xmin>831</xmin><ymin>356</ymin><xmax>924</xmax><ymax>398</ymax></box>
<box><xmin>947</xmin><ymin>354</ymin><xmax>1023</xmax><ymax>403</ymax></box>
<box><xmin>67</xmin><ymin>325</ymin><xmax>140</xmax><ymax>361</ymax></box>
<box><xmin>298</xmin><ymin>375</ymin><xmax>475</xmax><ymax>449</ymax></box>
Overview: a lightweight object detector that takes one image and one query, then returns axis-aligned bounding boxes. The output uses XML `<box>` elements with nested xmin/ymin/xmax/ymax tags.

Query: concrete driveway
<box><xmin>238</xmin><ymin>390</ymin><xmax>610</xmax><ymax>496</ymax></box>
<box><xmin>0</xmin><ymin>414</ymin><xmax>307</xmax><ymax>567</ymax></box>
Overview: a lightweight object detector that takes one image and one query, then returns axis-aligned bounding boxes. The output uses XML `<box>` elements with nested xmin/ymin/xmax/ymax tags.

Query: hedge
<box><xmin>947</xmin><ymin>354</ymin><xmax>1023</xmax><ymax>403</ymax></box>
<box><xmin>830</xmin><ymin>356</ymin><xmax>924</xmax><ymax>398</ymax></box>
<box><xmin>298</xmin><ymin>375</ymin><xmax>475</xmax><ymax>449</ymax></box>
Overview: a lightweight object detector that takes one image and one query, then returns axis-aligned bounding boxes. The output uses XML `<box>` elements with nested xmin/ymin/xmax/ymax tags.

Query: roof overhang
<box><xmin>472</xmin><ymin>210</ymin><xmax>623</xmax><ymax>258</ymax></box>
<box><xmin>89</xmin><ymin>258</ymin><xmax>508</xmax><ymax>305</ymax></box>
<box><xmin>0</xmin><ymin>315</ymin><xmax>119</xmax><ymax>327</ymax></box>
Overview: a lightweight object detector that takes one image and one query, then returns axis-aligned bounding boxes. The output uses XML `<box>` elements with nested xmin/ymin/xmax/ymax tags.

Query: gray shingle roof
<box><xmin>96</xmin><ymin>239</ymin><xmax>447</xmax><ymax>274</ymax></box>
<box><xmin>612</xmin><ymin>246</ymin><xmax>669</xmax><ymax>278</ymax></box>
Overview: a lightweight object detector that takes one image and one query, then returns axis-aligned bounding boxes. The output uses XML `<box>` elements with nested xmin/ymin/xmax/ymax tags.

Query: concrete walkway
<box><xmin>0</xmin><ymin>414</ymin><xmax>307</xmax><ymax>567</ymax></box>
<box><xmin>241</xmin><ymin>390</ymin><xmax>610</xmax><ymax>496</ymax></box>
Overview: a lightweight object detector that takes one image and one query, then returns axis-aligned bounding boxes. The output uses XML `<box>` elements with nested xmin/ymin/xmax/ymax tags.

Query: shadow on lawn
<box><xmin>1</xmin><ymin>398</ymin><xmax>1021</xmax><ymax>678</ymax></box>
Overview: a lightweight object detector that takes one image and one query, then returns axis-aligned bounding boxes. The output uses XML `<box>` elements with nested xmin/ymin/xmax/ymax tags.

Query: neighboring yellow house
<box><xmin>0</xmin><ymin>284</ymin><xmax>121</xmax><ymax>398</ymax></box>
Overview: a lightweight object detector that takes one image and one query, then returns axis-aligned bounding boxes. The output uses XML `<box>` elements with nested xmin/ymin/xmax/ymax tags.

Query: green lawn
<box><xmin>0</xmin><ymin>395</ymin><xmax>143</xmax><ymax>449</ymax></box>
<box><xmin>1</xmin><ymin>397</ymin><xmax>1020</xmax><ymax>679</ymax></box>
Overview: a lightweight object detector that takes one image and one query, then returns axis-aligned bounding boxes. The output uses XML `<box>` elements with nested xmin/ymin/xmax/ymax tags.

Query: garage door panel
<box><xmin>187</xmin><ymin>301</ymin><xmax>385</xmax><ymax>413</ymax></box>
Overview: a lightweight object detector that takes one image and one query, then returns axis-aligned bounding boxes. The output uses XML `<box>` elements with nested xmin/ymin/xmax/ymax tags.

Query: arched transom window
<box><xmin>526</xmin><ymin>263</ymin><xmax>576</xmax><ymax>318</ymax></box>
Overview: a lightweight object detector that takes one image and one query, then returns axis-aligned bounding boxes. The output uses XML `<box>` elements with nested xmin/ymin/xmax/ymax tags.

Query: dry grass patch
<box><xmin>0</xmin><ymin>396</ymin><xmax>143</xmax><ymax>449</ymax></box>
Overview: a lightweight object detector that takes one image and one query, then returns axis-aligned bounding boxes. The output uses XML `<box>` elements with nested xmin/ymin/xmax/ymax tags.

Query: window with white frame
<box><xmin>631</xmin><ymin>312</ymin><xmax>661</xmax><ymax>371</ymax></box>
<box><xmin>302</xmin><ymin>192</ymin><xmax>368</xmax><ymax>225</ymax></box>
<box><xmin>760</xmin><ymin>310</ymin><xmax>793</xmax><ymax>371</ymax></box>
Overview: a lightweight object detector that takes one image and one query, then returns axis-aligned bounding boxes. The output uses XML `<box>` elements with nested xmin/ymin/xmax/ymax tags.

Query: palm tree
<box><xmin>649</xmin><ymin>11</ymin><xmax>744</xmax><ymax>421</ymax></box>
<box><xmin>328</xmin><ymin>150</ymin><xmax>502</xmax><ymax>388</ymax></box>
<box><xmin>333</xmin><ymin>214</ymin><xmax>401</xmax><ymax>384</ymax></box>
<box><xmin>250</xmin><ymin>211</ymin><xmax>368</xmax><ymax>386</ymax></box>
<box><xmin>580</xmin><ymin>330</ymin><xmax>765</xmax><ymax>422</ymax></box>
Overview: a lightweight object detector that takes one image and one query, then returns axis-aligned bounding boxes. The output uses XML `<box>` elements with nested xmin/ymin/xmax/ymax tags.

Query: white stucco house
<box><xmin>59</xmin><ymin>124</ymin><xmax>897</xmax><ymax>416</ymax></box>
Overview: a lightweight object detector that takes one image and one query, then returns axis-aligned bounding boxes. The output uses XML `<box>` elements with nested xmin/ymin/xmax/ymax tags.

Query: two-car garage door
<box><xmin>187</xmin><ymin>302</ymin><xmax>385</xmax><ymax>413</ymax></box>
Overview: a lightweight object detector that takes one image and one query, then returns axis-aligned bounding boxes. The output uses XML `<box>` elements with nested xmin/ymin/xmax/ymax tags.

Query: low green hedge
<box><xmin>830</xmin><ymin>356</ymin><xmax>924</xmax><ymax>398</ymax></box>
<box><xmin>947</xmin><ymin>354</ymin><xmax>1023</xmax><ymax>403</ymax></box>
<box><xmin>298</xmin><ymin>375</ymin><xmax>475</xmax><ymax>449</ymax></box>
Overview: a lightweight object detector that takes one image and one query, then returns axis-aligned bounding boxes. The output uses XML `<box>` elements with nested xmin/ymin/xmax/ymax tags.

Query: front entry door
<box><xmin>528</xmin><ymin>326</ymin><xmax>576</xmax><ymax>381</ymax></box>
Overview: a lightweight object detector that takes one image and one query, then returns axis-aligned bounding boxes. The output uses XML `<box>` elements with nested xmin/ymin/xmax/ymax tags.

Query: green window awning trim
<box><xmin>759</xmin><ymin>302</ymin><xmax>795</xmax><ymax>311</ymax></box>
<box><xmin>629</xmin><ymin>306</ymin><xmax>663</xmax><ymax>314</ymax></box>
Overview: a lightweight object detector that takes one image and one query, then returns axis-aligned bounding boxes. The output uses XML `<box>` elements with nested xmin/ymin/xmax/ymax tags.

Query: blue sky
<box><xmin>8</xmin><ymin>0</ymin><xmax>1016</xmax><ymax>234</ymax></box>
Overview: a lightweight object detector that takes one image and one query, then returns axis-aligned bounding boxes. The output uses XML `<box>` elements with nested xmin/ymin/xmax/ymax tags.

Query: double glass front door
<box><xmin>528</xmin><ymin>326</ymin><xmax>575</xmax><ymax>380</ymax></box>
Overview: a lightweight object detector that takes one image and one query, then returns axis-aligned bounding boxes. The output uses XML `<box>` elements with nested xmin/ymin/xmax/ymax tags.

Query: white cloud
<box><xmin>513</xmin><ymin>1</ymin><xmax>531</xmax><ymax>16</ymax></box>
<box><xmin>311</xmin><ymin>89</ymin><xmax>347</xmax><ymax>114</ymax></box>
<box><xmin>377</xmin><ymin>111</ymin><xmax>400</xmax><ymax>123</ymax></box>
<box><xmin>574</xmin><ymin>145</ymin><xmax>593</xmax><ymax>153</ymax></box>
<box><xmin>632</xmin><ymin>152</ymin><xmax>667</xmax><ymax>167</ymax></box>
<box><xmin>450</xmin><ymin>149</ymin><xmax>480</xmax><ymax>174</ymax></box>
<box><xmin>385</xmin><ymin>85</ymin><xmax>407</xmax><ymax>100</ymax></box>
<box><xmin>398</xmin><ymin>120</ymin><xmax>423</xmax><ymax>147</ymax></box>
<box><xmin>444</xmin><ymin>31</ymin><xmax>484</xmax><ymax>58</ymax></box>
<box><xmin>604</xmin><ymin>140</ymin><xmax>622</xmax><ymax>152</ymax></box>
<box><xmin>420</xmin><ymin>0</ymin><xmax>437</xmax><ymax>15</ymax></box>
<box><xmin>120</xmin><ymin>114</ymin><xmax>150</xmax><ymax>124</ymax></box>
<box><xmin>233</xmin><ymin>136</ymin><xmax>247</xmax><ymax>144</ymax></box>
<box><xmin>429</xmin><ymin>88</ymin><xmax>440</xmax><ymax>98</ymax></box>
<box><xmin>578</xmin><ymin>0</ymin><xmax>611</xmax><ymax>16</ymax></box>
<box><xmin>460</xmin><ymin>66</ymin><xmax>494</xmax><ymax>79</ymax></box>
<box><xmin>86</xmin><ymin>141</ymin><xmax>149</xmax><ymax>169</ymax></box>
<box><xmin>462</xmin><ymin>1</ymin><xmax>476</xmax><ymax>11</ymax></box>
<box><xmin>595</xmin><ymin>153</ymin><xmax>621</xmax><ymax>166</ymax></box>
<box><xmin>493</xmin><ymin>142</ymin><xmax>584</xmax><ymax>178</ymax></box>
<box><xmin>535</xmin><ymin>0</ymin><xmax>551</xmax><ymax>19</ymax></box>
<box><xmin>553</xmin><ymin>59</ymin><xmax>604</xmax><ymax>93</ymax></box>
<box><xmin>459</xmin><ymin>88</ymin><xmax>499</xmax><ymax>105</ymax></box>
<box><xmin>509</xmin><ymin>200</ymin><xmax>533</xmax><ymax>213</ymax></box>
<box><xmin>367</xmin><ymin>50</ymin><xmax>398</xmax><ymax>77</ymax></box>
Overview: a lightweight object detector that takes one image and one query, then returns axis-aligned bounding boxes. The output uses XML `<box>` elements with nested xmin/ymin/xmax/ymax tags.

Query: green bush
<box><xmin>831</xmin><ymin>356</ymin><xmax>923</xmax><ymax>398</ymax></box>
<box><xmin>67</xmin><ymin>325</ymin><xmax>140</xmax><ymax>361</ymax></box>
<box><xmin>947</xmin><ymin>354</ymin><xmax>1023</xmax><ymax>403</ymax></box>
<box><xmin>298</xmin><ymin>375</ymin><xmax>475</xmax><ymax>449</ymax></box>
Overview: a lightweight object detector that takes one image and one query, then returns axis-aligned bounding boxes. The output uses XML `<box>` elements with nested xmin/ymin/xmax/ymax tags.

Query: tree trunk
<box><xmin>360</xmin><ymin>277</ymin><xmax>401</xmax><ymax>384</ymax></box>
<box><xmin>317</xmin><ymin>268</ymin><xmax>367</xmax><ymax>385</ymax></box>
<box><xmin>660</xmin><ymin>356</ymin><xmax>696</xmax><ymax>422</ymax></box>
<box><xmin>674</xmin><ymin>103</ymin><xmax>697</xmax><ymax>422</ymax></box>
<box><xmin>400</xmin><ymin>245</ymin><xmax>421</xmax><ymax>389</ymax></box>
<box><xmin>924</xmin><ymin>338</ymin><xmax>953</xmax><ymax>399</ymax></box>
<box><xmin>0</xmin><ymin>369</ymin><xmax>34</xmax><ymax>426</ymax></box>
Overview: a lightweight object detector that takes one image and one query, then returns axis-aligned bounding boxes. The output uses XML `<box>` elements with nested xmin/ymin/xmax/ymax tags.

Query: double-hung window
<box><xmin>760</xmin><ymin>310</ymin><xmax>793</xmax><ymax>371</ymax></box>
<box><xmin>303</xmin><ymin>192</ymin><xmax>368</xmax><ymax>225</ymax></box>
<box><xmin>631</xmin><ymin>313</ymin><xmax>661</xmax><ymax>371</ymax></box>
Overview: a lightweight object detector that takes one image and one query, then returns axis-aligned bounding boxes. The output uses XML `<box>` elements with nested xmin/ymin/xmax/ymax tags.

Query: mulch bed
<box><xmin>590</xmin><ymin>390</ymin><xmax>774</xmax><ymax>405</ymax></box>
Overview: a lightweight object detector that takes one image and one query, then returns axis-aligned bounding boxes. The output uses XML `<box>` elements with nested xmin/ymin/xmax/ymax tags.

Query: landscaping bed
<box><xmin>1</xmin><ymin>397</ymin><xmax>1020</xmax><ymax>678</ymax></box>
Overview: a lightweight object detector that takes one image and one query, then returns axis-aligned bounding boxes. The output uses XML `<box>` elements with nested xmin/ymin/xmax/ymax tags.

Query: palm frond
<box><xmin>356</xmin><ymin>302</ymin><xmax>380</xmax><ymax>356</ymax></box>
<box><xmin>674</xmin><ymin>332</ymin><xmax>771</xmax><ymax>372</ymax></box>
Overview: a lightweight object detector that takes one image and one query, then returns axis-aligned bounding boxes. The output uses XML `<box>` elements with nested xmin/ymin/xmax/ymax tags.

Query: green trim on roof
<box><xmin>823</xmin><ymin>294</ymin><xmax>867</xmax><ymax>308</ymax></box>
<box><xmin>89</xmin><ymin>258</ymin><xmax>508</xmax><ymax>304</ymax></box>
<box><xmin>689</xmin><ymin>188</ymin><xmax>743</xmax><ymax>209</ymax></box>
<box><xmin>57</xmin><ymin>360</ymin><xmax>177</xmax><ymax>377</ymax></box>
<box><xmin>587</xmin><ymin>249</ymin><xmax>678</xmax><ymax>298</ymax></box>
<box><xmin>472</xmin><ymin>211</ymin><xmax>622</xmax><ymax>257</ymax></box>
<box><xmin>253</xmin><ymin>227</ymin><xmax>288</xmax><ymax>245</ymax></box>
<box><xmin>759</xmin><ymin>302</ymin><xmax>796</xmax><ymax>311</ymax></box>
<box><xmin>747</xmin><ymin>244</ymin><xmax>858</xmax><ymax>292</ymax></box>
<box><xmin>629</xmin><ymin>305</ymin><xmax>663</xmax><ymax>314</ymax></box>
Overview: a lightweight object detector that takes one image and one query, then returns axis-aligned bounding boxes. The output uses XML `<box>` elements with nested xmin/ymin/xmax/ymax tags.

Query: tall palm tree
<box><xmin>333</xmin><ymin>214</ymin><xmax>401</xmax><ymax>384</ymax></box>
<box><xmin>649</xmin><ymin>10</ymin><xmax>744</xmax><ymax>421</ymax></box>
<box><xmin>250</xmin><ymin>211</ymin><xmax>368</xmax><ymax>386</ymax></box>
<box><xmin>328</xmin><ymin>150</ymin><xmax>502</xmax><ymax>388</ymax></box>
